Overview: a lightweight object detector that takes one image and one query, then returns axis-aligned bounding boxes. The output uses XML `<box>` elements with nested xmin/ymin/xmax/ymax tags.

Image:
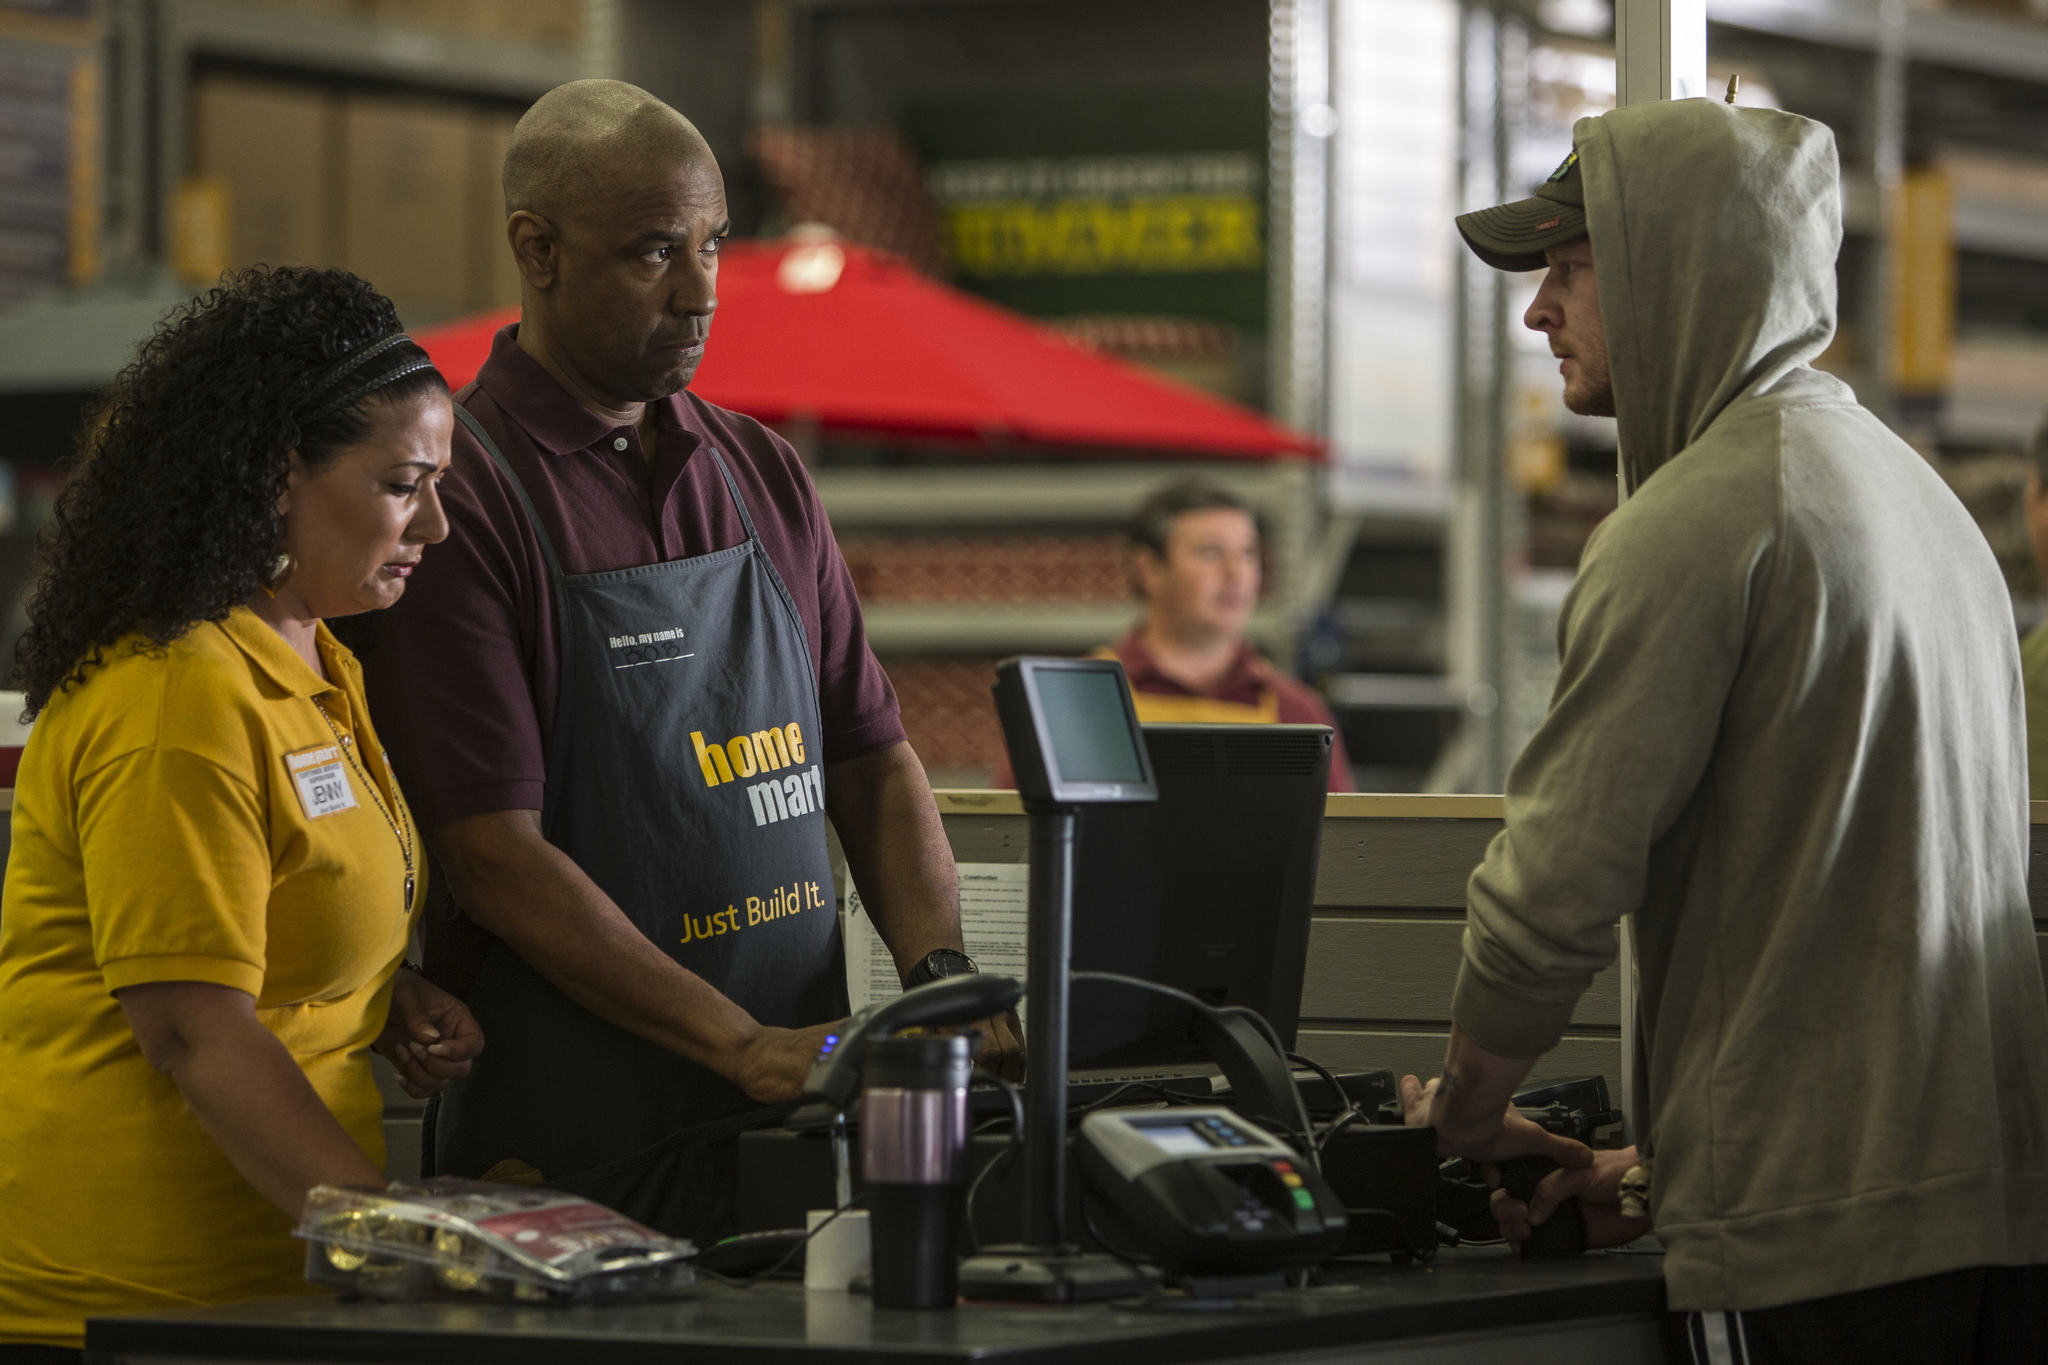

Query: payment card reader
<box><xmin>1077</xmin><ymin>1107</ymin><xmax>1347</xmax><ymax>1277</ymax></box>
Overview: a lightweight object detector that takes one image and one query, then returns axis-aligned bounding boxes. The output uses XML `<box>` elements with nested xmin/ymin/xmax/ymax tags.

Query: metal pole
<box><xmin>1022</xmin><ymin>809</ymin><xmax>1076</xmax><ymax>1252</ymax></box>
<box><xmin>1268</xmin><ymin>0</ymin><xmax>1331</xmax><ymax>438</ymax></box>
<box><xmin>751</xmin><ymin>0</ymin><xmax>795</xmax><ymax>126</ymax></box>
<box><xmin>1444</xmin><ymin>1</ymin><xmax>1499</xmax><ymax>795</ymax></box>
<box><xmin>1614</xmin><ymin>0</ymin><xmax>1708</xmax><ymax>106</ymax></box>
<box><xmin>1478</xmin><ymin>15</ymin><xmax>1524</xmax><ymax>792</ymax></box>
<box><xmin>155</xmin><ymin>0</ymin><xmax>194</xmax><ymax>276</ymax></box>
<box><xmin>102</xmin><ymin>0</ymin><xmax>151</xmax><ymax>280</ymax></box>
<box><xmin>580</xmin><ymin>0</ymin><xmax>619</xmax><ymax>81</ymax></box>
<box><xmin>1868</xmin><ymin>0</ymin><xmax>1907</xmax><ymax>429</ymax></box>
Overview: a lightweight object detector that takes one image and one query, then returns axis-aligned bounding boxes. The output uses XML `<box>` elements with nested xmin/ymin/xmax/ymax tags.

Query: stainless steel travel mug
<box><xmin>861</xmin><ymin>1032</ymin><xmax>973</xmax><ymax>1309</ymax></box>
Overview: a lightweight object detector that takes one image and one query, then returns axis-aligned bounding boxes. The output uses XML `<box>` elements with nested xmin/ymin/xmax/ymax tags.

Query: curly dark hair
<box><xmin>16</xmin><ymin>265</ymin><xmax>448</xmax><ymax>716</ymax></box>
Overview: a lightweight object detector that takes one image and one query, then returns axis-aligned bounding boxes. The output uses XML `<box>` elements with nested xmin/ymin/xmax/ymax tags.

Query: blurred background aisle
<box><xmin>2</xmin><ymin>0</ymin><xmax>2045</xmax><ymax>791</ymax></box>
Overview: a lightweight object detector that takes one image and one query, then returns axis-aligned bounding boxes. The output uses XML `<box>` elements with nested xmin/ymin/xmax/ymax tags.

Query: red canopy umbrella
<box><xmin>412</xmin><ymin>239</ymin><xmax>1320</xmax><ymax>461</ymax></box>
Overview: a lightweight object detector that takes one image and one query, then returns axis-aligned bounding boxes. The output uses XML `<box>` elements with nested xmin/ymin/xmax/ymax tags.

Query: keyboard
<box><xmin>970</xmin><ymin>1066</ymin><xmax>1396</xmax><ymax>1121</ymax></box>
<box><xmin>970</xmin><ymin>1069</ymin><xmax>1215</xmax><ymax>1117</ymax></box>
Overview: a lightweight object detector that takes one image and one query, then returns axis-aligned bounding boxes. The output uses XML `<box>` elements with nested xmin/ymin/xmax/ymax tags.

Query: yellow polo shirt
<box><xmin>0</xmin><ymin>607</ymin><xmax>423</xmax><ymax>1348</ymax></box>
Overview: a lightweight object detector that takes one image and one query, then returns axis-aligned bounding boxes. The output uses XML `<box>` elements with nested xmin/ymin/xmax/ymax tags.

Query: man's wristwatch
<box><xmin>904</xmin><ymin>948</ymin><xmax>978</xmax><ymax>989</ymax></box>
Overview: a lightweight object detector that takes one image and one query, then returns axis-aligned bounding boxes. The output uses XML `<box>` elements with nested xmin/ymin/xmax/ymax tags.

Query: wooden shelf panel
<box><xmin>1712</xmin><ymin>0</ymin><xmax>2048</xmax><ymax>85</ymax></box>
<box><xmin>167</xmin><ymin>0</ymin><xmax>580</xmax><ymax>99</ymax></box>
<box><xmin>1956</xmin><ymin>195</ymin><xmax>2048</xmax><ymax>261</ymax></box>
<box><xmin>812</xmin><ymin>461</ymin><xmax>1313</xmax><ymax>528</ymax></box>
<box><xmin>860</xmin><ymin>603</ymin><xmax>1141</xmax><ymax>653</ymax></box>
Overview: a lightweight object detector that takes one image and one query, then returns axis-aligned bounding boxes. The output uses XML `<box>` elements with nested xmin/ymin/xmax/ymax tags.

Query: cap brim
<box><xmin>1455</xmin><ymin>197</ymin><xmax>1587</xmax><ymax>272</ymax></box>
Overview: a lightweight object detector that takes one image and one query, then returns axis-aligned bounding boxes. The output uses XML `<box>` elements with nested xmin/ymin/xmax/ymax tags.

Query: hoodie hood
<box><xmin>1577</xmin><ymin>99</ymin><xmax>1841</xmax><ymax>492</ymax></box>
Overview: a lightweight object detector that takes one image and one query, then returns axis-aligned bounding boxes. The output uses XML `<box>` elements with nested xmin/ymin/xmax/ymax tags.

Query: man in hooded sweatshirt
<box><xmin>1398</xmin><ymin>98</ymin><xmax>2048</xmax><ymax>1360</ymax></box>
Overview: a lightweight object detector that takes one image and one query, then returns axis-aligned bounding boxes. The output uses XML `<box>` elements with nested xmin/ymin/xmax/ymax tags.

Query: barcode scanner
<box><xmin>802</xmin><ymin>973</ymin><xmax>1026</xmax><ymax>1112</ymax></box>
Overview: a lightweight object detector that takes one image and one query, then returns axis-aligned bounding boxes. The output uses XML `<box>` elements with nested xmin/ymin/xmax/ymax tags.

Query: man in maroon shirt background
<box><xmin>362</xmin><ymin>80</ymin><xmax>1018</xmax><ymax>1229</ymax></box>
<box><xmin>998</xmin><ymin>481</ymin><xmax>1354</xmax><ymax>792</ymax></box>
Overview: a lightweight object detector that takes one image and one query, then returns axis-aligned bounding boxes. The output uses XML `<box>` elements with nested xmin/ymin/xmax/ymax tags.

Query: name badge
<box><xmin>285</xmin><ymin>745</ymin><xmax>358</xmax><ymax>820</ymax></box>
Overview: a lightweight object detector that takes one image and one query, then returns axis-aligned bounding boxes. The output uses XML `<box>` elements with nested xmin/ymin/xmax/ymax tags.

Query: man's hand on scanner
<box><xmin>1489</xmin><ymin>1145</ymin><xmax>1653</xmax><ymax>1253</ymax></box>
<box><xmin>729</xmin><ymin>1011</ymin><xmax>1026</xmax><ymax>1102</ymax></box>
<box><xmin>1399</xmin><ymin>1071</ymin><xmax>1595</xmax><ymax>1168</ymax></box>
<box><xmin>732</xmin><ymin>1021</ymin><xmax>843</xmax><ymax>1103</ymax></box>
<box><xmin>972</xmin><ymin>1009</ymin><xmax>1026</xmax><ymax>1083</ymax></box>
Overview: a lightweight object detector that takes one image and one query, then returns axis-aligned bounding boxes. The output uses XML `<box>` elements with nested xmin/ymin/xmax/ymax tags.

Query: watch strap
<box><xmin>905</xmin><ymin>948</ymin><xmax>977</xmax><ymax>988</ymax></box>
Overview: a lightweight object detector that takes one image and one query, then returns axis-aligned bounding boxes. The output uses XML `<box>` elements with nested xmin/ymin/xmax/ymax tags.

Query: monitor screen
<box><xmin>1133</xmin><ymin>1122</ymin><xmax>1215</xmax><ymax>1157</ymax></box>
<box><xmin>1035</xmin><ymin>668</ymin><xmax>1145</xmax><ymax>785</ymax></box>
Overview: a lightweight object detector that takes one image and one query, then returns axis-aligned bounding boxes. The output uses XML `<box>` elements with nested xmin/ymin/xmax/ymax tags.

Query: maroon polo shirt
<box><xmin>991</xmin><ymin>629</ymin><xmax>1356</xmax><ymax>792</ymax></box>
<box><xmin>1108</xmin><ymin>629</ymin><xmax>1356</xmax><ymax>793</ymax></box>
<box><xmin>364</xmin><ymin>327</ymin><xmax>904</xmax><ymax>992</ymax></box>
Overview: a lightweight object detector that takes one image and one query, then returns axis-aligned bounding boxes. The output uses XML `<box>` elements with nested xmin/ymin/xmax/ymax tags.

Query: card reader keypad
<box><xmin>1274</xmin><ymin>1159</ymin><xmax>1317</xmax><ymax>1211</ymax></box>
<box><xmin>1078</xmin><ymin>1105</ymin><xmax>1351</xmax><ymax>1276</ymax></box>
<box><xmin>1232</xmin><ymin>1194</ymin><xmax>1273</xmax><ymax>1231</ymax></box>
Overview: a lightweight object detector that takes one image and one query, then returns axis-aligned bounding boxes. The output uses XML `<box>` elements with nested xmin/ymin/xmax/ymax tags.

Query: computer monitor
<box><xmin>1066</xmin><ymin>723</ymin><xmax>1333</xmax><ymax>1070</ymax></box>
<box><xmin>992</xmin><ymin>657</ymin><xmax>1157</xmax><ymax>807</ymax></box>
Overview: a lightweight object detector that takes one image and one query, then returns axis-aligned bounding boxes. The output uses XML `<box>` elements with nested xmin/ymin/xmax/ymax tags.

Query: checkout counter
<box><xmin>86</xmin><ymin>1252</ymin><xmax>1666</xmax><ymax>1363</ymax></box>
<box><xmin>85</xmin><ymin>790</ymin><xmax>1674</xmax><ymax>1365</ymax></box>
<box><xmin>68</xmin><ymin>793</ymin><xmax>2048</xmax><ymax>1363</ymax></box>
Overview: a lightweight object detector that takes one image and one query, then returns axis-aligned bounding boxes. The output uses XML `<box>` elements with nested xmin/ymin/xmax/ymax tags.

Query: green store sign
<box><xmin>903</xmin><ymin>87</ymin><xmax>1268</xmax><ymax>331</ymax></box>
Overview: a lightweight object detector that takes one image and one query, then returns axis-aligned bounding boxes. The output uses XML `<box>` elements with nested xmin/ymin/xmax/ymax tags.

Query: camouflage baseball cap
<box><xmin>1455</xmin><ymin>147</ymin><xmax>1586</xmax><ymax>272</ymax></box>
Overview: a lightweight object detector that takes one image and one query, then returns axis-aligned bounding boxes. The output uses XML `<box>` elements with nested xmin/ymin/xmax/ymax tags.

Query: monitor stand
<box><xmin>956</xmin><ymin>807</ymin><xmax>1157</xmax><ymax>1304</ymax></box>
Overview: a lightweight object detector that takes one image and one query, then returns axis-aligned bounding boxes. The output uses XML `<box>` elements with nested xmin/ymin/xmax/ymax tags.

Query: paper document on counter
<box><xmin>842</xmin><ymin>862</ymin><xmax>1029</xmax><ymax>1023</ymax></box>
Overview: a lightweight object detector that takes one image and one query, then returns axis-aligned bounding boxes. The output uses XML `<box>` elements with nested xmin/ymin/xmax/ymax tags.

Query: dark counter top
<box><xmin>88</xmin><ymin>1247</ymin><xmax>1666</xmax><ymax>1365</ymax></box>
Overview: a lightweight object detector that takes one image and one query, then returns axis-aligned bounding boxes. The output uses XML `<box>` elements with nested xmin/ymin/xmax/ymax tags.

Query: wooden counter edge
<box><xmin>937</xmin><ymin>793</ymin><xmax>2048</xmax><ymax>825</ymax></box>
<box><xmin>0</xmin><ymin>788</ymin><xmax>2029</xmax><ymax>824</ymax></box>
<box><xmin>932</xmin><ymin>789</ymin><xmax>1507</xmax><ymax>819</ymax></box>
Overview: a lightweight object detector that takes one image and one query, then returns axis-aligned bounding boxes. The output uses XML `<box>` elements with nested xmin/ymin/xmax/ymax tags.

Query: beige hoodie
<box><xmin>1452</xmin><ymin>99</ymin><xmax>2048</xmax><ymax>1311</ymax></box>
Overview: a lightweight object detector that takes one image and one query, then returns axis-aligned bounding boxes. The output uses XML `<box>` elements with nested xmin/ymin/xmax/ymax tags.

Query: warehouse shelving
<box><xmin>812</xmin><ymin>459</ymin><xmax>1321</xmax><ymax>662</ymax></box>
<box><xmin>803</xmin><ymin>452</ymin><xmax>1326</xmax><ymax>787</ymax></box>
<box><xmin>1324</xmin><ymin>672</ymin><xmax>1467</xmax><ymax>710</ymax></box>
<box><xmin>1954</xmin><ymin>195</ymin><xmax>2048</xmax><ymax>262</ymax></box>
<box><xmin>1698</xmin><ymin>1</ymin><xmax>2048</xmax><ymax>607</ymax></box>
<box><xmin>0</xmin><ymin>279</ymin><xmax>202</xmax><ymax>394</ymax></box>
<box><xmin>1710</xmin><ymin>0</ymin><xmax>2048</xmax><ymax>79</ymax></box>
<box><xmin>164</xmin><ymin>0</ymin><xmax>584</xmax><ymax>100</ymax></box>
<box><xmin>1705</xmin><ymin>0</ymin><xmax>2048</xmax><ymax>266</ymax></box>
<box><xmin>0</xmin><ymin>9</ymin><xmax>99</xmax><ymax>310</ymax></box>
<box><xmin>1438</xmin><ymin>0</ymin><xmax>2048</xmax><ymax>790</ymax></box>
<box><xmin>858</xmin><ymin>606</ymin><xmax>1140</xmax><ymax>655</ymax></box>
<box><xmin>72</xmin><ymin>0</ymin><xmax>613</xmax><ymax>287</ymax></box>
<box><xmin>1531</xmin><ymin>2</ymin><xmax>2048</xmax><ymax>449</ymax></box>
<box><xmin>0</xmin><ymin>0</ymin><xmax>615</xmax><ymax>384</ymax></box>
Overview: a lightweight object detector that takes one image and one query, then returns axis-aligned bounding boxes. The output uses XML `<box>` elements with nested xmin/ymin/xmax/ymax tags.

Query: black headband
<box><xmin>300</xmin><ymin>332</ymin><xmax>438</xmax><ymax>424</ymax></box>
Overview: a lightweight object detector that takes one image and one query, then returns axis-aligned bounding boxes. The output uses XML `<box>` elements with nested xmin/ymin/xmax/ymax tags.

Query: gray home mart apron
<box><xmin>434</xmin><ymin>407</ymin><xmax>846</xmax><ymax>1244</ymax></box>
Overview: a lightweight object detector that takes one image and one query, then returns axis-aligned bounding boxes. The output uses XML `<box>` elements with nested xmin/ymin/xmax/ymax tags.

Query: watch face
<box><xmin>928</xmin><ymin>951</ymin><xmax>976</xmax><ymax>978</ymax></box>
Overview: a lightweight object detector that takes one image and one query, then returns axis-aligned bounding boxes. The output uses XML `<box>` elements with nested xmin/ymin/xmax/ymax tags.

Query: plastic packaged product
<box><xmin>297</xmin><ymin>1177</ymin><xmax>698</xmax><ymax>1302</ymax></box>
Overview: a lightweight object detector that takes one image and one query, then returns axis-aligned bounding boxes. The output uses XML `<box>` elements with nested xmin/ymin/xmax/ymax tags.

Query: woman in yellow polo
<box><xmin>0</xmin><ymin>266</ymin><xmax>482</xmax><ymax>1357</ymax></box>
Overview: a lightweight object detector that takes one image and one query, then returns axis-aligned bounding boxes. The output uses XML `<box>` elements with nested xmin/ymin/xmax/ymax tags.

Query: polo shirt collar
<box><xmin>1114</xmin><ymin>627</ymin><xmax>1168</xmax><ymax>687</ymax></box>
<box><xmin>219</xmin><ymin>605</ymin><xmax>348</xmax><ymax>699</ymax></box>
<box><xmin>473</xmin><ymin>324</ymin><xmax>699</xmax><ymax>457</ymax></box>
<box><xmin>1115</xmin><ymin>626</ymin><xmax>1269</xmax><ymax>697</ymax></box>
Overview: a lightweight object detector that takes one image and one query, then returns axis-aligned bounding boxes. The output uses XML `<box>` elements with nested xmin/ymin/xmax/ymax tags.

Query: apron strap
<box><xmin>704</xmin><ymin>446</ymin><xmax>760</xmax><ymax>543</ymax></box>
<box><xmin>453</xmin><ymin>405</ymin><xmax>567</xmax><ymax>579</ymax></box>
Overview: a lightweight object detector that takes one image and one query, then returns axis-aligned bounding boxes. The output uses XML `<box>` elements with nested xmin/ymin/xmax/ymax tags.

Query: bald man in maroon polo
<box><xmin>361</xmin><ymin>79</ymin><xmax>1020</xmax><ymax>1241</ymax></box>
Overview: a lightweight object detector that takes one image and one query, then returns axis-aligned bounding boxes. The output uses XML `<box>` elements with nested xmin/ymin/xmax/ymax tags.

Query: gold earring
<box><xmin>260</xmin><ymin>551</ymin><xmax>295</xmax><ymax>597</ymax></box>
